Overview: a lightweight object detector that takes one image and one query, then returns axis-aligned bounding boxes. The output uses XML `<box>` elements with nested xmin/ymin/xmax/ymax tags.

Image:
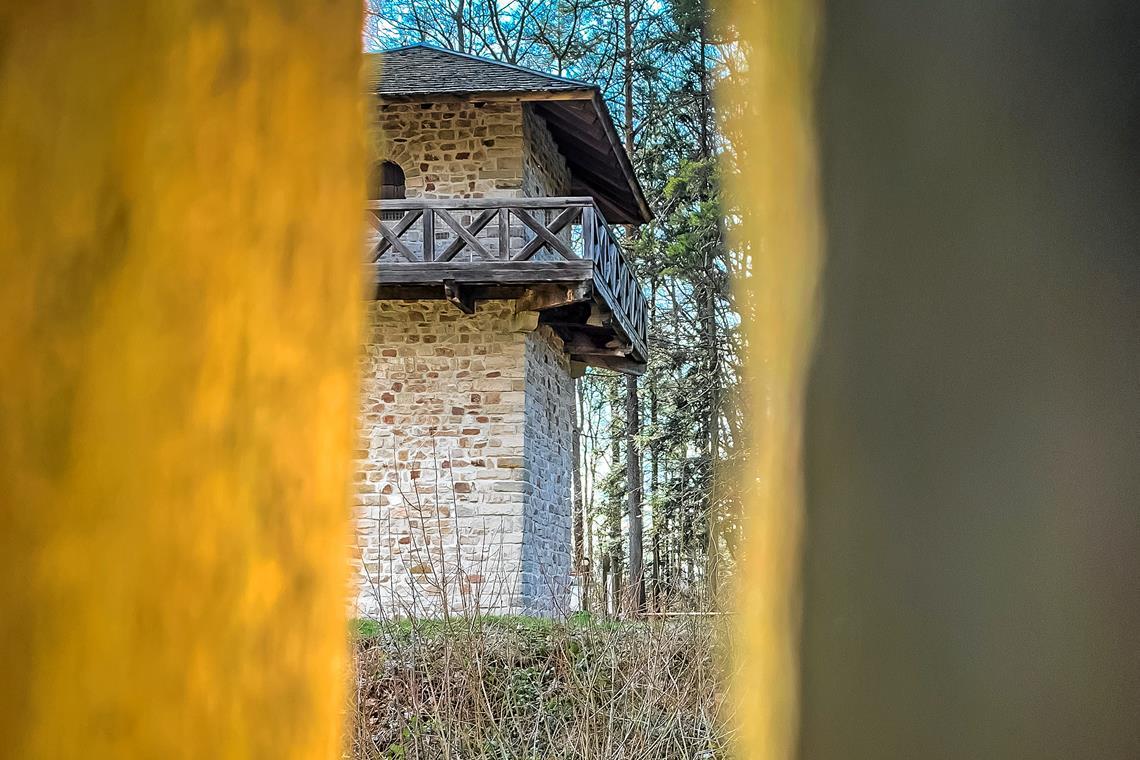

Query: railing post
<box><xmin>582</xmin><ymin>203</ymin><xmax>595</xmax><ymax>260</ymax></box>
<box><xmin>422</xmin><ymin>208</ymin><xmax>434</xmax><ymax>262</ymax></box>
<box><xmin>498</xmin><ymin>208</ymin><xmax>510</xmax><ymax>260</ymax></box>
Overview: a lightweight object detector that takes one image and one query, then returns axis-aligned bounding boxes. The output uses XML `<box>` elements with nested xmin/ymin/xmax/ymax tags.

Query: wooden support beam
<box><xmin>511</xmin><ymin>311</ymin><xmax>540</xmax><ymax>333</ymax></box>
<box><xmin>443</xmin><ymin>280</ymin><xmax>475</xmax><ymax>314</ymax></box>
<box><xmin>571</xmin><ymin>354</ymin><xmax>646</xmax><ymax>377</ymax></box>
<box><xmin>515</xmin><ymin>282</ymin><xmax>592</xmax><ymax>312</ymax></box>
<box><xmin>564</xmin><ymin>335</ymin><xmax>632</xmax><ymax>357</ymax></box>
<box><xmin>587</xmin><ymin>303</ymin><xmax>612</xmax><ymax>327</ymax></box>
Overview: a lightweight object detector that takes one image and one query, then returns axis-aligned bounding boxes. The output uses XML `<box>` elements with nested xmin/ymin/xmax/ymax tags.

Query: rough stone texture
<box><xmin>520</xmin><ymin>325</ymin><xmax>576</xmax><ymax>613</ymax></box>
<box><xmin>371</xmin><ymin>101</ymin><xmax>571</xmax><ymax>262</ymax></box>
<box><xmin>353</xmin><ymin>301</ymin><xmax>574</xmax><ymax>617</ymax></box>
<box><xmin>376</xmin><ymin>101</ymin><xmax>567</xmax><ymax>200</ymax></box>
<box><xmin>522</xmin><ymin>105</ymin><xmax>571</xmax><ymax>199</ymax></box>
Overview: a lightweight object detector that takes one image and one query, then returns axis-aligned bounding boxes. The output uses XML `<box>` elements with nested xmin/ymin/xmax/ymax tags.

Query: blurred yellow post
<box><xmin>0</xmin><ymin>2</ymin><xmax>364</xmax><ymax>757</ymax></box>
<box><xmin>723</xmin><ymin>2</ymin><xmax>821</xmax><ymax>759</ymax></box>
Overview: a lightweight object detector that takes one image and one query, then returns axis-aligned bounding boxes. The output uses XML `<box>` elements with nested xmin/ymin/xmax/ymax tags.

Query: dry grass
<box><xmin>350</xmin><ymin>613</ymin><xmax>735</xmax><ymax>759</ymax></box>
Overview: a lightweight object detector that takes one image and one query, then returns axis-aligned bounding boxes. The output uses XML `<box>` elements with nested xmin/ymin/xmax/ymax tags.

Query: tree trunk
<box><xmin>572</xmin><ymin>379</ymin><xmax>586</xmax><ymax>611</ymax></box>
<box><xmin>704</xmin><ymin>259</ymin><xmax>721</xmax><ymax>606</ymax></box>
<box><xmin>649</xmin><ymin>276</ymin><xmax>661</xmax><ymax>611</ymax></box>
<box><xmin>609</xmin><ymin>385</ymin><xmax>624</xmax><ymax>615</ymax></box>
<box><xmin>619</xmin><ymin>0</ymin><xmax>645</xmax><ymax>615</ymax></box>
<box><xmin>696</xmin><ymin>12</ymin><xmax>721</xmax><ymax>607</ymax></box>
<box><xmin>625</xmin><ymin>374</ymin><xmax>645</xmax><ymax>612</ymax></box>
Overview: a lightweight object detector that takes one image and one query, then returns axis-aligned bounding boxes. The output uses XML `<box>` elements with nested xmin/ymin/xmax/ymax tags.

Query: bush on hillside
<box><xmin>350</xmin><ymin>614</ymin><xmax>734</xmax><ymax>760</ymax></box>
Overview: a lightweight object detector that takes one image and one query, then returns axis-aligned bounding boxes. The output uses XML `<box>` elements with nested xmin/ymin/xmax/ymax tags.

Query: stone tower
<box><xmin>354</xmin><ymin>45</ymin><xmax>650</xmax><ymax>617</ymax></box>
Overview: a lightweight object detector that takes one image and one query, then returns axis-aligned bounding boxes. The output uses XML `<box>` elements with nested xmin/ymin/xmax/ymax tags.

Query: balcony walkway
<box><xmin>366</xmin><ymin>197</ymin><xmax>648</xmax><ymax>373</ymax></box>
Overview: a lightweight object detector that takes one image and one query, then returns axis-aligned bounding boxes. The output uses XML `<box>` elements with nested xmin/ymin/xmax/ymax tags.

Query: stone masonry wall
<box><xmin>354</xmin><ymin>301</ymin><xmax>574</xmax><ymax>617</ymax></box>
<box><xmin>522</xmin><ymin>105</ymin><xmax>571</xmax><ymax>199</ymax></box>
<box><xmin>376</xmin><ymin>100</ymin><xmax>569</xmax><ymax>200</ymax></box>
<box><xmin>378</xmin><ymin>100</ymin><xmax>526</xmax><ymax>199</ymax></box>
<box><xmin>520</xmin><ymin>326</ymin><xmax>575</xmax><ymax>613</ymax></box>
<box><xmin>371</xmin><ymin>100</ymin><xmax>572</xmax><ymax>262</ymax></box>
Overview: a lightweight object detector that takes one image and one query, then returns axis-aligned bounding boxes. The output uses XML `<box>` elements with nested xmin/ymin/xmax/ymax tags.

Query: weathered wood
<box><xmin>512</xmin><ymin>207</ymin><xmax>575</xmax><ymax>260</ymax></box>
<box><xmin>513</xmin><ymin>206</ymin><xmax>579</xmax><ymax>261</ymax></box>
<box><xmin>498</xmin><ymin>208</ymin><xmax>510</xmax><ymax>261</ymax></box>
<box><xmin>536</xmin><ymin>99</ymin><xmax>601</xmax><ymax>133</ymax></box>
<box><xmin>443</xmin><ymin>279</ymin><xmax>475</xmax><ymax>314</ymax></box>
<box><xmin>582</xmin><ymin>204</ymin><xmax>595</xmax><ymax>263</ymax></box>
<box><xmin>370</xmin><ymin>208</ymin><xmax>422</xmax><ymax>260</ymax></box>
<box><xmin>568</xmin><ymin>345</ymin><xmax>632</xmax><ymax>358</ymax></box>
<box><xmin>564</xmin><ymin>334</ymin><xmax>632</xmax><ymax>357</ymax></box>
<box><xmin>435</xmin><ymin>207</ymin><xmax>495</xmax><ymax>261</ymax></box>
<box><xmin>366</xmin><ymin>197</ymin><xmax>596</xmax><ymax>211</ymax></box>
<box><xmin>422</xmin><ymin>208</ymin><xmax>434</xmax><ymax>261</ymax></box>
<box><xmin>376</xmin><ymin>217</ymin><xmax>419</xmax><ymax>262</ymax></box>
<box><xmin>537</xmin><ymin>106</ymin><xmax>612</xmax><ymax>156</ymax></box>
<box><xmin>570</xmin><ymin>353</ymin><xmax>646</xmax><ymax>376</ymax></box>
<box><xmin>363</xmin><ymin>196</ymin><xmax>649</xmax><ymax>367</ymax></box>
<box><xmin>515</xmin><ymin>282</ymin><xmax>593</xmax><ymax>312</ymax></box>
<box><xmin>374</xmin><ymin>260</ymin><xmax>593</xmax><ymax>284</ymax></box>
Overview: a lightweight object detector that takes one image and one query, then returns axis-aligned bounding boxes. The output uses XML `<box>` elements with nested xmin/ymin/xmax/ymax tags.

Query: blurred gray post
<box><xmin>804</xmin><ymin>2</ymin><xmax>1140</xmax><ymax>758</ymax></box>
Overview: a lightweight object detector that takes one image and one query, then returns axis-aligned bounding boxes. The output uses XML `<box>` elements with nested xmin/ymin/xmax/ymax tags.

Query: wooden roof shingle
<box><xmin>369</xmin><ymin>44</ymin><xmax>591</xmax><ymax>96</ymax></box>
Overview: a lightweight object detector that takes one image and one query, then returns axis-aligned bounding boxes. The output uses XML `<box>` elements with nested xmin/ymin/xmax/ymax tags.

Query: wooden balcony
<box><xmin>366</xmin><ymin>197</ymin><xmax>648</xmax><ymax>373</ymax></box>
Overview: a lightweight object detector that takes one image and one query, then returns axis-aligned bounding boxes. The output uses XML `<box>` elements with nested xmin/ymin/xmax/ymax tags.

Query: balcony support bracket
<box><xmin>515</xmin><ymin>282</ymin><xmax>593</xmax><ymax>312</ymax></box>
<box><xmin>443</xmin><ymin>280</ymin><xmax>475</xmax><ymax>315</ymax></box>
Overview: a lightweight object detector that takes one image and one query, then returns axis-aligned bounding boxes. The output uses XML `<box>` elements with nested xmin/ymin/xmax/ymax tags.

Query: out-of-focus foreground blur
<box><xmin>733</xmin><ymin>1</ymin><xmax>1140</xmax><ymax>759</ymax></box>
<box><xmin>0</xmin><ymin>1</ymin><xmax>1137</xmax><ymax>758</ymax></box>
<box><xmin>805</xmin><ymin>2</ymin><xmax>1140</xmax><ymax>757</ymax></box>
<box><xmin>0</xmin><ymin>2</ymin><xmax>363</xmax><ymax>757</ymax></box>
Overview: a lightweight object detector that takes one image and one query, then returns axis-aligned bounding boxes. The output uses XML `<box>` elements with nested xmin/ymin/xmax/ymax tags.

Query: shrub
<box><xmin>350</xmin><ymin>613</ymin><xmax>734</xmax><ymax>759</ymax></box>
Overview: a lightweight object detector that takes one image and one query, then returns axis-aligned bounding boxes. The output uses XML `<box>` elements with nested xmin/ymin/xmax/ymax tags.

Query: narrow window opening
<box><xmin>369</xmin><ymin>160</ymin><xmax>406</xmax><ymax>221</ymax></box>
<box><xmin>369</xmin><ymin>160</ymin><xmax>406</xmax><ymax>201</ymax></box>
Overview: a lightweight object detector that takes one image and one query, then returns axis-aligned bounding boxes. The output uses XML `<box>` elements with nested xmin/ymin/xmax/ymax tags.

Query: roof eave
<box><xmin>375</xmin><ymin>88</ymin><xmax>595</xmax><ymax>103</ymax></box>
<box><xmin>586</xmin><ymin>90</ymin><xmax>654</xmax><ymax>225</ymax></box>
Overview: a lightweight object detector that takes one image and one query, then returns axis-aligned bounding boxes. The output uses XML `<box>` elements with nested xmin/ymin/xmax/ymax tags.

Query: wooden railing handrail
<box><xmin>365</xmin><ymin>196</ymin><xmax>648</xmax><ymax>357</ymax></box>
<box><xmin>367</xmin><ymin>197</ymin><xmax>644</xmax><ymax>300</ymax></box>
<box><xmin>365</xmin><ymin>197</ymin><xmax>599</xmax><ymax>211</ymax></box>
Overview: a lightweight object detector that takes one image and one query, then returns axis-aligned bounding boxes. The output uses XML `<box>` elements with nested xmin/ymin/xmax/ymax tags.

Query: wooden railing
<box><xmin>366</xmin><ymin>197</ymin><xmax>647</xmax><ymax>356</ymax></box>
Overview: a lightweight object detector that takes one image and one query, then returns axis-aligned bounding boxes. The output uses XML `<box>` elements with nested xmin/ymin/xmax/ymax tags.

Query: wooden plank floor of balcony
<box><xmin>372</xmin><ymin>260</ymin><xmax>593</xmax><ymax>286</ymax></box>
